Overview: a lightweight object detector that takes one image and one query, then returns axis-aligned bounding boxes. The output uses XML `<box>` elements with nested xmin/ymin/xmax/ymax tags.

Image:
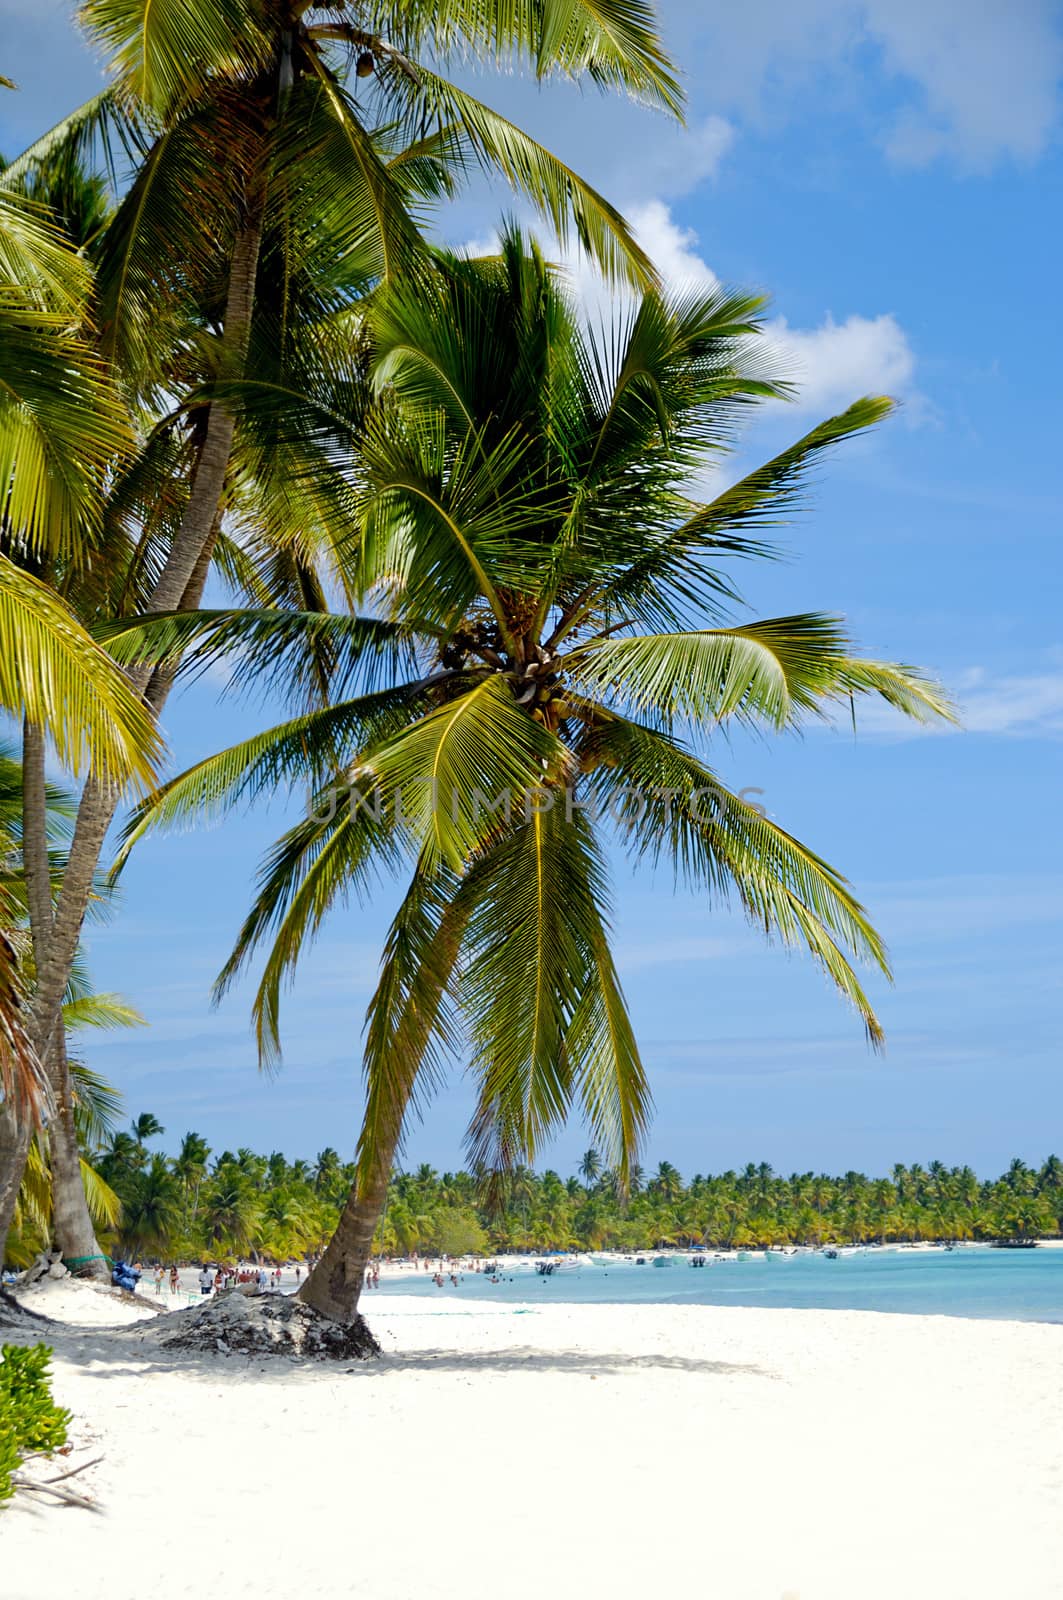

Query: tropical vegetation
<box><xmin>0</xmin><ymin>1343</ymin><xmax>71</xmax><ymax>1505</ymax></box>
<box><xmin>79</xmin><ymin>1128</ymin><xmax>1063</xmax><ymax>1259</ymax></box>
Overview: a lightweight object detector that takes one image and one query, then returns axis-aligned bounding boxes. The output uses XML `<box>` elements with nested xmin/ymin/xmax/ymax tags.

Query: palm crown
<box><xmin>111</xmin><ymin>229</ymin><xmax>954</xmax><ymax>1190</ymax></box>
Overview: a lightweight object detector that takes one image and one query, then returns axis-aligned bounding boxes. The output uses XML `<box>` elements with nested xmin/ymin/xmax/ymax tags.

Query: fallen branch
<box><xmin>37</xmin><ymin>1454</ymin><xmax>103</xmax><ymax>1487</ymax></box>
<box><xmin>10</xmin><ymin>1454</ymin><xmax>103</xmax><ymax>1510</ymax></box>
<box><xmin>10</xmin><ymin>1474</ymin><xmax>100</xmax><ymax>1511</ymax></box>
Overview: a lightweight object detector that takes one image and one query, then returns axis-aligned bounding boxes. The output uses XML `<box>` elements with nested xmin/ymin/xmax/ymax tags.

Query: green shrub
<box><xmin>0</xmin><ymin>1344</ymin><xmax>71</xmax><ymax>1503</ymax></box>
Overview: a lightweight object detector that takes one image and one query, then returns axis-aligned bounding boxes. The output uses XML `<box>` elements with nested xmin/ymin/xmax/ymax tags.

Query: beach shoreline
<box><xmin>4</xmin><ymin>1276</ymin><xmax>1062</xmax><ymax>1600</ymax></box>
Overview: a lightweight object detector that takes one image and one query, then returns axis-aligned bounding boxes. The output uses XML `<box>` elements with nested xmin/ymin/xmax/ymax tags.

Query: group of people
<box><xmin>196</xmin><ymin>1264</ymin><xmax>288</xmax><ymax>1295</ymax></box>
<box><xmin>141</xmin><ymin>1263</ymin><xmax>304</xmax><ymax>1297</ymax></box>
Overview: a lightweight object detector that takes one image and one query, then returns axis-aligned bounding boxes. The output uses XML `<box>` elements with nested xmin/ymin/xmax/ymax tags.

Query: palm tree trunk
<box><xmin>297</xmin><ymin>1126</ymin><xmax>398</xmax><ymax>1324</ymax></box>
<box><xmin>0</xmin><ymin>1113</ymin><xmax>32</xmax><ymax>1264</ymax></box>
<box><xmin>20</xmin><ymin>721</ymin><xmax>107</xmax><ymax>1275</ymax></box>
<box><xmin>46</xmin><ymin>1031</ymin><xmax>104</xmax><ymax>1270</ymax></box>
<box><xmin>21</xmin><ymin>721</ymin><xmax>52</xmax><ymax>945</ymax></box>
<box><xmin>0</xmin><ymin>212</ymin><xmax>265</xmax><ymax>1270</ymax></box>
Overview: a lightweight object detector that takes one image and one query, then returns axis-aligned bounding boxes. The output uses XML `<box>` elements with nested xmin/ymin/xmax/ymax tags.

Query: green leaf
<box><xmin>566</xmin><ymin>615</ymin><xmax>855</xmax><ymax>729</ymax></box>
<box><xmin>0</xmin><ymin>296</ymin><xmax>130</xmax><ymax>554</ymax></box>
<box><xmin>62</xmin><ymin>993</ymin><xmax>147</xmax><ymax>1032</ymax></box>
<box><xmin>361</xmin><ymin>674</ymin><xmax>563</xmax><ymax>869</ymax></box>
<box><xmin>80</xmin><ymin>0</ymin><xmax>273</xmax><ymax>117</ymax></box>
<box><xmin>388</xmin><ymin>66</ymin><xmax>658</xmax><ymax>289</ymax></box>
<box><xmin>578</xmin><ymin>711</ymin><xmax>889</xmax><ymax>1045</ymax></box>
<box><xmin>462</xmin><ymin>803</ymin><xmax>647</xmax><ymax>1176</ymax></box>
<box><xmin>0</xmin><ymin>555</ymin><xmax>163</xmax><ymax>787</ymax></box>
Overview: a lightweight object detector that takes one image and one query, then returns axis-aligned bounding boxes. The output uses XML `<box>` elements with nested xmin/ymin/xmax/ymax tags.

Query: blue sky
<box><xmin>2</xmin><ymin>1</ymin><xmax>1061</xmax><ymax>1178</ymax></box>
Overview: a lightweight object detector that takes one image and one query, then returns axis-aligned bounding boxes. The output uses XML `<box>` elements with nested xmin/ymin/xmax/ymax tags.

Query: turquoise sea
<box><xmin>382</xmin><ymin>1246</ymin><xmax>1063</xmax><ymax>1322</ymax></box>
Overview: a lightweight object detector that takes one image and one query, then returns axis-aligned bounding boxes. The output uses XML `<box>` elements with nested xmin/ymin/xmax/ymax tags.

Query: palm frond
<box><xmin>80</xmin><ymin>0</ymin><xmax>272</xmax><ymax>117</ymax></box>
<box><xmin>98</xmin><ymin>607</ymin><xmax>421</xmax><ymax>702</ymax></box>
<box><xmin>384</xmin><ymin>0</ymin><xmax>682</xmax><ymax>112</ymax></box>
<box><xmin>565</xmin><ymin>615</ymin><xmax>856</xmax><ymax>729</ymax></box>
<box><xmin>63</xmin><ymin>992</ymin><xmax>147</xmax><ymax>1031</ymax></box>
<box><xmin>0</xmin><ymin>554</ymin><xmax>163</xmax><ymax>786</ymax></box>
<box><xmin>462</xmin><ymin>803</ymin><xmax>648</xmax><ymax>1177</ymax></box>
<box><xmin>360</xmin><ymin>674</ymin><xmax>563</xmax><ymax>869</ymax></box>
<box><xmin>578</xmin><ymin>711</ymin><xmax>890</xmax><ymax>1044</ymax></box>
<box><xmin>610</xmin><ymin>398</ymin><xmax>894</xmax><ymax>623</ymax></box>
<box><xmin>0</xmin><ymin>295</ymin><xmax>130</xmax><ymax>554</ymax></box>
<box><xmin>833</xmin><ymin>658</ymin><xmax>959</xmax><ymax>727</ymax></box>
<box><xmin>111</xmin><ymin>682</ymin><xmax>432</xmax><ymax>873</ymax></box>
<box><xmin>386</xmin><ymin>67</ymin><xmax>657</xmax><ymax>289</ymax></box>
<box><xmin>80</xmin><ymin>1156</ymin><xmax>123</xmax><ymax>1228</ymax></box>
<box><xmin>0</xmin><ymin>188</ymin><xmax>90</xmax><ymax>309</ymax></box>
<box><xmin>0</xmin><ymin>89</ymin><xmax>144</xmax><ymax>193</ymax></box>
<box><xmin>69</xmin><ymin>1058</ymin><xmax>125</xmax><ymax>1146</ymax></box>
<box><xmin>213</xmin><ymin>790</ymin><xmax>408</xmax><ymax>1066</ymax></box>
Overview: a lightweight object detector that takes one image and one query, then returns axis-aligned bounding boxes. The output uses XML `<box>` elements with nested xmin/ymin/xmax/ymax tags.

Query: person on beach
<box><xmin>169</xmin><ymin>1265</ymin><xmax>180</xmax><ymax>1295</ymax></box>
<box><xmin>198</xmin><ymin>1265</ymin><xmax>212</xmax><ymax>1295</ymax></box>
<box><xmin>154</xmin><ymin>1265</ymin><xmax>164</xmax><ymax>1296</ymax></box>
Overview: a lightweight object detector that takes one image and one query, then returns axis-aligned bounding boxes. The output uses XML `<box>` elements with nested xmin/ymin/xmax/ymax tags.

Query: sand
<box><xmin>3</xmin><ymin>1277</ymin><xmax>1061</xmax><ymax>1600</ymax></box>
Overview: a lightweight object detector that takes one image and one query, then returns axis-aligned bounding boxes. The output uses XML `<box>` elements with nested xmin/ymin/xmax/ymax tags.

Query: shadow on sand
<box><xmin>3</xmin><ymin>1312</ymin><xmax>773</xmax><ymax>1386</ymax></box>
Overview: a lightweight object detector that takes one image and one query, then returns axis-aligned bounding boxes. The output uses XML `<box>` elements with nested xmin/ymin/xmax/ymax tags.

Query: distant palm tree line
<box><xmin>93</xmin><ymin>1128</ymin><xmax>1063</xmax><ymax>1260</ymax></box>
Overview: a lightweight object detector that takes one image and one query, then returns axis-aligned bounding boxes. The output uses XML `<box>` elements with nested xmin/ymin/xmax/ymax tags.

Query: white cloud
<box><xmin>551</xmin><ymin>200</ymin><xmax>719</xmax><ymax>327</ymax></box>
<box><xmin>957</xmin><ymin>668</ymin><xmax>1063</xmax><ymax>737</ymax></box>
<box><xmin>863</xmin><ymin>0</ymin><xmax>1063</xmax><ymax>170</ymax></box>
<box><xmin>837</xmin><ymin>666</ymin><xmax>1063</xmax><ymax>740</ymax></box>
<box><xmin>560</xmin><ymin>202</ymin><xmax>918</xmax><ymax>414</ymax></box>
<box><xmin>630</xmin><ymin>115</ymin><xmax>736</xmax><ymax>198</ymax></box>
<box><xmin>628</xmin><ymin>200</ymin><xmax>721</xmax><ymax>291</ymax></box>
<box><xmin>672</xmin><ymin>0</ymin><xmax>1063</xmax><ymax>170</ymax></box>
<box><xmin>767</xmin><ymin>311</ymin><xmax>916</xmax><ymax>414</ymax></box>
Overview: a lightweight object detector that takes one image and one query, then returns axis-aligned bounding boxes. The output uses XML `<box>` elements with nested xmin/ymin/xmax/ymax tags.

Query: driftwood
<box><xmin>11</xmin><ymin>1455</ymin><xmax>103</xmax><ymax>1512</ymax></box>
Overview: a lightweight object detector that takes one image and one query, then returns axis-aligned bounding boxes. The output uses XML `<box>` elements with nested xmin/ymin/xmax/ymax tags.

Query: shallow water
<box><xmin>380</xmin><ymin>1245</ymin><xmax>1063</xmax><ymax>1322</ymax></box>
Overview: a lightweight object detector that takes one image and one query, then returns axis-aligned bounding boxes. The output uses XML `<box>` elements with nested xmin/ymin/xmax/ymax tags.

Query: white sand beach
<box><xmin>4</xmin><ymin>1277</ymin><xmax>1062</xmax><ymax>1600</ymax></box>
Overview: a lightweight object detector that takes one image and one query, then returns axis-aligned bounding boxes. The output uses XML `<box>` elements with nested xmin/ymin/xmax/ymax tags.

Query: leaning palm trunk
<box><xmin>297</xmin><ymin>1124</ymin><xmax>398</xmax><ymax>1323</ymax></box>
<box><xmin>0</xmin><ymin>214</ymin><xmax>264</xmax><ymax>1272</ymax></box>
<box><xmin>298</xmin><ymin>870</ymin><xmax>469</xmax><ymax>1325</ymax></box>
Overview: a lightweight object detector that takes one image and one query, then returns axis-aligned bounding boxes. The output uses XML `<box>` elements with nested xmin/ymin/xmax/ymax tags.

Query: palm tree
<box><xmin>578</xmin><ymin>1148</ymin><xmax>602</xmax><ymax>1187</ymax></box>
<box><xmin>1039</xmin><ymin>1155</ymin><xmax>1063</xmax><ymax>1191</ymax></box>
<box><xmin>0</xmin><ymin>158</ymin><xmax>168</xmax><ymax>1267</ymax></box>
<box><xmin>0</xmin><ymin>185</ymin><xmax>159</xmax><ymax>1196</ymax></box>
<box><xmin>202</xmin><ymin>1174</ymin><xmax>262</xmax><ymax>1258</ymax></box>
<box><xmin>652</xmin><ymin>1162</ymin><xmax>683</xmax><ymax>1204</ymax></box>
<box><xmin>117</xmin><ymin>1153</ymin><xmax>181</xmax><ymax>1255</ymax></box>
<box><xmin>0</xmin><ymin>742</ymin><xmax>146</xmax><ymax>1265</ymax></box>
<box><xmin>130</xmin><ymin>1111</ymin><xmax>165</xmax><ymax>1146</ymax></box>
<box><xmin>173</xmin><ymin>1132</ymin><xmax>211</xmax><ymax>1206</ymax></box>
<box><xmin>0</xmin><ymin>0</ymin><xmax>679</xmax><ymax>1273</ymax></box>
<box><xmin>314</xmin><ymin>1147</ymin><xmax>342</xmax><ymax>1192</ymax></box>
<box><xmin>111</xmin><ymin>232</ymin><xmax>953</xmax><ymax>1321</ymax></box>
